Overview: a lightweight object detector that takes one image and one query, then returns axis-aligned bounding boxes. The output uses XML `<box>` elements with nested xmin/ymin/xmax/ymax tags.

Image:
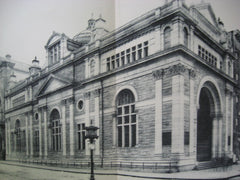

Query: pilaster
<box><xmin>25</xmin><ymin>113</ymin><xmax>29</xmax><ymax>156</ymax></box>
<box><xmin>84</xmin><ymin>92</ymin><xmax>91</xmax><ymax>156</ymax></box>
<box><xmin>68</xmin><ymin>97</ymin><xmax>75</xmax><ymax>156</ymax></box>
<box><xmin>38</xmin><ymin>108</ymin><xmax>42</xmax><ymax>157</ymax></box>
<box><xmin>189</xmin><ymin>69</ymin><xmax>196</xmax><ymax>155</ymax></box>
<box><xmin>94</xmin><ymin>89</ymin><xmax>100</xmax><ymax>155</ymax></box>
<box><xmin>61</xmin><ymin>99</ymin><xmax>67</xmax><ymax>156</ymax></box>
<box><xmin>171</xmin><ymin>74</ymin><xmax>184</xmax><ymax>154</ymax></box>
<box><xmin>152</xmin><ymin>69</ymin><xmax>164</xmax><ymax>154</ymax></box>
<box><xmin>29</xmin><ymin>112</ymin><xmax>33</xmax><ymax>156</ymax></box>
<box><xmin>43</xmin><ymin>106</ymin><xmax>48</xmax><ymax>157</ymax></box>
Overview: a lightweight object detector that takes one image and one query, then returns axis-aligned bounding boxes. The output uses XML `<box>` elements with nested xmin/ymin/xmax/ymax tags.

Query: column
<box><xmin>212</xmin><ymin>118</ymin><xmax>218</xmax><ymax>158</ymax></box>
<box><xmin>5</xmin><ymin>120</ymin><xmax>8</xmax><ymax>155</ymax></box>
<box><xmin>171</xmin><ymin>74</ymin><xmax>184</xmax><ymax>154</ymax></box>
<box><xmin>69</xmin><ymin>97</ymin><xmax>75</xmax><ymax>156</ymax></box>
<box><xmin>230</xmin><ymin>93</ymin><xmax>234</xmax><ymax>154</ymax></box>
<box><xmin>190</xmin><ymin>26</ymin><xmax>195</xmax><ymax>51</ymax></box>
<box><xmin>61</xmin><ymin>100</ymin><xmax>67</xmax><ymax>156</ymax></box>
<box><xmin>43</xmin><ymin>106</ymin><xmax>48</xmax><ymax>157</ymax></box>
<box><xmin>189</xmin><ymin>70</ymin><xmax>196</xmax><ymax>154</ymax></box>
<box><xmin>29</xmin><ymin>112</ymin><xmax>33</xmax><ymax>156</ymax></box>
<box><xmin>94</xmin><ymin>89</ymin><xmax>100</xmax><ymax>155</ymax></box>
<box><xmin>8</xmin><ymin>119</ymin><xmax>11</xmax><ymax>155</ymax></box>
<box><xmin>218</xmin><ymin>116</ymin><xmax>223</xmax><ymax>157</ymax></box>
<box><xmin>25</xmin><ymin>114</ymin><xmax>29</xmax><ymax>156</ymax></box>
<box><xmin>85</xmin><ymin>92</ymin><xmax>90</xmax><ymax>155</ymax></box>
<box><xmin>152</xmin><ymin>69</ymin><xmax>163</xmax><ymax>154</ymax></box>
<box><xmin>38</xmin><ymin>108</ymin><xmax>42</xmax><ymax>157</ymax></box>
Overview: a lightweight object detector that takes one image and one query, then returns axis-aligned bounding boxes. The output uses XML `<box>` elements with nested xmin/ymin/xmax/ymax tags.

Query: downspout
<box><xmin>100</xmin><ymin>79</ymin><xmax>104</xmax><ymax>167</ymax></box>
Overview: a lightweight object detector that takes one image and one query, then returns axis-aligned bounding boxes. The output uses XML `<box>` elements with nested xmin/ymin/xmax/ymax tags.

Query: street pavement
<box><xmin>0</xmin><ymin>160</ymin><xmax>240</xmax><ymax>180</ymax></box>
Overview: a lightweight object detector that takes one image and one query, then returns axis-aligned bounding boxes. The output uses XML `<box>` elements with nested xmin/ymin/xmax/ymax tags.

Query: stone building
<box><xmin>0</xmin><ymin>55</ymin><xmax>29</xmax><ymax>159</ymax></box>
<box><xmin>4</xmin><ymin>0</ymin><xmax>239</xmax><ymax>172</ymax></box>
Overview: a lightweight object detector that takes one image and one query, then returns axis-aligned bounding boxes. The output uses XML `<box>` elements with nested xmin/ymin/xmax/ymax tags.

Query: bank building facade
<box><xmin>4</xmin><ymin>0</ymin><xmax>238</xmax><ymax>172</ymax></box>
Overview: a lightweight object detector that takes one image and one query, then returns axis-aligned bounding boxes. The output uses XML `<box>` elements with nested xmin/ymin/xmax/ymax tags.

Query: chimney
<box><xmin>29</xmin><ymin>56</ymin><xmax>41</xmax><ymax>75</ymax></box>
<box><xmin>8</xmin><ymin>72</ymin><xmax>17</xmax><ymax>88</ymax></box>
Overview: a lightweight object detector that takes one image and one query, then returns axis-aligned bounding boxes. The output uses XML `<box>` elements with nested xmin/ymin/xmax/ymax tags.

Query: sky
<box><xmin>0</xmin><ymin>0</ymin><xmax>239</xmax><ymax>67</ymax></box>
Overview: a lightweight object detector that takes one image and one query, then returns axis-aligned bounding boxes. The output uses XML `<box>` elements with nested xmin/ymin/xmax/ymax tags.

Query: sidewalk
<box><xmin>1</xmin><ymin>160</ymin><xmax>240</xmax><ymax>180</ymax></box>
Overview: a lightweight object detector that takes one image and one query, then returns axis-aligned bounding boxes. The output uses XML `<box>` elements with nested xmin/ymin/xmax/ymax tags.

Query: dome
<box><xmin>73</xmin><ymin>29</ymin><xmax>92</xmax><ymax>44</ymax></box>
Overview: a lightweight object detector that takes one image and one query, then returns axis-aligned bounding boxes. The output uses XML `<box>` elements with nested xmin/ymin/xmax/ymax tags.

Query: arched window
<box><xmin>15</xmin><ymin>120</ymin><xmax>21</xmax><ymax>152</ymax></box>
<box><xmin>50</xmin><ymin>109</ymin><xmax>61</xmax><ymax>151</ymax></box>
<box><xmin>116</xmin><ymin>89</ymin><xmax>136</xmax><ymax>147</ymax></box>
<box><xmin>183</xmin><ymin>27</ymin><xmax>188</xmax><ymax>47</ymax></box>
<box><xmin>164</xmin><ymin>27</ymin><xmax>171</xmax><ymax>49</ymax></box>
<box><xmin>90</xmin><ymin>59</ymin><xmax>95</xmax><ymax>77</ymax></box>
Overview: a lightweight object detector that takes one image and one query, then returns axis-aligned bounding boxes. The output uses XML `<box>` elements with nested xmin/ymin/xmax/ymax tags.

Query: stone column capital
<box><xmin>152</xmin><ymin>69</ymin><xmax>164</xmax><ymax>80</ymax></box>
<box><xmin>93</xmin><ymin>89</ymin><xmax>101</xmax><ymax>98</ymax></box>
<box><xmin>84</xmin><ymin>92</ymin><xmax>91</xmax><ymax>100</ymax></box>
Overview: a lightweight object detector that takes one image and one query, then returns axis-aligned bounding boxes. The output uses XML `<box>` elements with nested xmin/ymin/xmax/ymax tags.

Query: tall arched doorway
<box><xmin>197</xmin><ymin>87</ymin><xmax>213</xmax><ymax>161</ymax></box>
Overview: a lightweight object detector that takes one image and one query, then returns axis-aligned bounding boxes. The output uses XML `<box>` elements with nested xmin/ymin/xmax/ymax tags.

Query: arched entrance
<box><xmin>196</xmin><ymin>80</ymin><xmax>222</xmax><ymax>162</ymax></box>
<box><xmin>197</xmin><ymin>87</ymin><xmax>213</xmax><ymax>161</ymax></box>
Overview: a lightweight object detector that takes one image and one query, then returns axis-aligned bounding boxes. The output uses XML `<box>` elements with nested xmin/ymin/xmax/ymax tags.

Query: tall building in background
<box><xmin>0</xmin><ymin>55</ymin><xmax>29</xmax><ymax>159</ymax></box>
<box><xmin>3</xmin><ymin>0</ymin><xmax>240</xmax><ymax>172</ymax></box>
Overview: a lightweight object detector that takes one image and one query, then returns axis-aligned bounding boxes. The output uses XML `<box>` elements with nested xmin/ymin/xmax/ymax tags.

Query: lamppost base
<box><xmin>90</xmin><ymin>175</ymin><xmax>95</xmax><ymax>180</ymax></box>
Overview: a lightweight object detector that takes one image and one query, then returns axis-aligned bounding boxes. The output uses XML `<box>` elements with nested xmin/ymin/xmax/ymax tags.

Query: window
<box><xmin>116</xmin><ymin>89</ymin><xmax>136</xmax><ymax>147</ymax></box>
<box><xmin>48</xmin><ymin>42</ymin><xmax>61</xmax><ymax>66</ymax></box>
<box><xmin>116</xmin><ymin>53</ymin><xmax>120</xmax><ymax>67</ymax></box>
<box><xmin>34</xmin><ymin>130</ymin><xmax>39</xmax><ymax>152</ymax></box>
<box><xmin>121</xmin><ymin>51</ymin><xmax>125</xmax><ymax>66</ymax></box>
<box><xmin>90</xmin><ymin>60</ymin><xmax>95</xmax><ymax>76</ymax></box>
<box><xmin>77</xmin><ymin>123</ymin><xmax>86</xmax><ymax>150</ymax></box>
<box><xmin>15</xmin><ymin>120</ymin><xmax>21</xmax><ymax>152</ymax></box>
<box><xmin>50</xmin><ymin>109</ymin><xmax>61</xmax><ymax>151</ymax></box>
<box><xmin>35</xmin><ymin>113</ymin><xmax>39</xmax><ymax>120</ymax></box>
<box><xmin>183</xmin><ymin>27</ymin><xmax>188</xmax><ymax>47</ymax></box>
<box><xmin>131</xmin><ymin>46</ymin><xmax>136</xmax><ymax>61</ymax></box>
<box><xmin>162</xmin><ymin>132</ymin><xmax>171</xmax><ymax>146</ymax></box>
<box><xmin>126</xmin><ymin>49</ymin><xmax>131</xmax><ymax>63</ymax></box>
<box><xmin>111</xmin><ymin>56</ymin><xmax>115</xmax><ymax>69</ymax></box>
<box><xmin>198</xmin><ymin>45</ymin><xmax>218</xmax><ymax>68</ymax></box>
<box><xmin>106</xmin><ymin>58</ymin><xmax>110</xmax><ymax>71</ymax></box>
<box><xmin>137</xmin><ymin>44</ymin><xmax>142</xmax><ymax>60</ymax></box>
<box><xmin>144</xmin><ymin>41</ymin><xmax>148</xmax><ymax>57</ymax></box>
<box><xmin>164</xmin><ymin>27</ymin><xmax>171</xmax><ymax>49</ymax></box>
<box><xmin>77</xmin><ymin>100</ymin><xmax>84</xmax><ymax>111</ymax></box>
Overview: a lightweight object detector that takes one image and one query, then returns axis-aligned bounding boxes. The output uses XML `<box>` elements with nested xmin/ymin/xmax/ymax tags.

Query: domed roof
<box><xmin>73</xmin><ymin>29</ymin><xmax>92</xmax><ymax>44</ymax></box>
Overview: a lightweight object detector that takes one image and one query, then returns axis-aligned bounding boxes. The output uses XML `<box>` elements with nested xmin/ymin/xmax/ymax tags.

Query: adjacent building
<box><xmin>0</xmin><ymin>55</ymin><xmax>29</xmax><ymax>159</ymax></box>
<box><xmin>3</xmin><ymin>0</ymin><xmax>239</xmax><ymax>172</ymax></box>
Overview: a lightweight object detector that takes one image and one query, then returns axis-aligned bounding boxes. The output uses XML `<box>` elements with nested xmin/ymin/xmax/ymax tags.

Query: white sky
<box><xmin>0</xmin><ymin>0</ymin><xmax>239</xmax><ymax>67</ymax></box>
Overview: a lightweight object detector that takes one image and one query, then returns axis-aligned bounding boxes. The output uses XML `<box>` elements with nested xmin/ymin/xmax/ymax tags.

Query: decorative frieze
<box><xmin>152</xmin><ymin>63</ymin><xmax>196</xmax><ymax>79</ymax></box>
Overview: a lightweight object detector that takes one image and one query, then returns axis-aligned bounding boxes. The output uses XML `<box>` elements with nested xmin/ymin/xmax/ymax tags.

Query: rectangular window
<box><xmin>77</xmin><ymin>123</ymin><xmax>86</xmax><ymax>150</ymax></box>
<box><xmin>162</xmin><ymin>132</ymin><xmax>171</xmax><ymax>146</ymax></box>
<box><xmin>34</xmin><ymin>130</ymin><xmax>39</xmax><ymax>152</ymax></box>
<box><xmin>131</xmin><ymin>124</ymin><xmax>136</xmax><ymax>147</ymax></box>
<box><xmin>126</xmin><ymin>49</ymin><xmax>131</xmax><ymax>63</ymax></box>
<box><xmin>184</xmin><ymin>132</ymin><xmax>189</xmax><ymax>145</ymax></box>
<box><xmin>132</xmin><ymin>46</ymin><xmax>136</xmax><ymax>61</ymax></box>
<box><xmin>124</xmin><ymin>126</ymin><xmax>129</xmax><ymax>147</ymax></box>
<box><xmin>116</xmin><ymin>53</ymin><xmax>120</xmax><ymax>67</ymax></box>
<box><xmin>118</xmin><ymin>126</ymin><xmax>122</xmax><ymax>147</ymax></box>
<box><xmin>137</xmin><ymin>44</ymin><xmax>142</xmax><ymax>60</ymax></box>
<box><xmin>144</xmin><ymin>41</ymin><xmax>149</xmax><ymax>57</ymax></box>
<box><xmin>111</xmin><ymin>56</ymin><xmax>115</xmax><ymax>69</ymax></box>
<box><xmin>106</xmin><ymin>58</ymin><xmax>110</xmax><ymax>71</ymax></box>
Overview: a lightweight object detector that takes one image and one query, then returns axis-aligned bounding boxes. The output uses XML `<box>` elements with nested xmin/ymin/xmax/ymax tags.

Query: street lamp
<box><xmin>85</xmin><ymin>125</ymin><xmax>99</xmax><ymax>180</ymax></box>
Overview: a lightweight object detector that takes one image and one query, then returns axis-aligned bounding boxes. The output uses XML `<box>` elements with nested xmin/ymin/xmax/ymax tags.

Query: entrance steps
<box><xmin>195</xmin><ymin>160</ymin><xmax>225</xmax><ymax>170</ymax></box>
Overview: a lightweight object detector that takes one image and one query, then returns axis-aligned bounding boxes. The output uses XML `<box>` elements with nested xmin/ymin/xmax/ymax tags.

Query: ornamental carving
<box><xmin>84</xmin><ymin>92</ymin><xmax>91</xmax><ymax>99</ymax></box>
<box><xmin>93</xmin><ymin>89</ymin><xmax>101</xmax><ymax>98</ymax></box>
<box><xmin>152</xmin><ymin>63</ymin><xmax>196</xmax><ymax>79</ymax></box>
<box><xmin>152</xmin><ymin>69</ymin><xmax>164</xmax><ymax>80</ymax></box>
